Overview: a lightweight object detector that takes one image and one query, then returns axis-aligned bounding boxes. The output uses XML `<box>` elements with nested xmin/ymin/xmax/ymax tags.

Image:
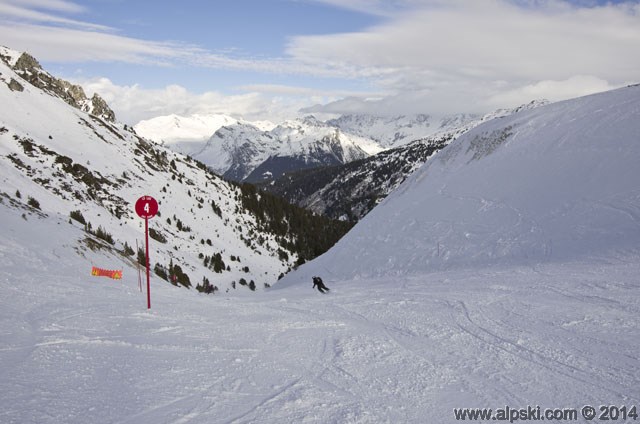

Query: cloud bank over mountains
<box><xmin>1</xmin><ymin>0</ymin><xmax>638</xmax><ymax>123</ymax></box>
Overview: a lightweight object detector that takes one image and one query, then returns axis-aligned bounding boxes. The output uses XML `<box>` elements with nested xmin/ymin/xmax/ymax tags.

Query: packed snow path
<box><xmin>1</xmin><ymin>219</ymin><xmax>638</xmax><ymax>423</ymax></box>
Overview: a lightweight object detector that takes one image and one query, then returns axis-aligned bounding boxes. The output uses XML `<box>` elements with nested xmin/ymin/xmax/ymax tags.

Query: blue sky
<box><xmin>66</xmin><ymin>1</ymin><xmax>380</xmax><ymax>88</ymax></box>
<box><xmin>1</xmin><ymin>0</ymin><xmax>639</xmax><ymax>124</ymax></box>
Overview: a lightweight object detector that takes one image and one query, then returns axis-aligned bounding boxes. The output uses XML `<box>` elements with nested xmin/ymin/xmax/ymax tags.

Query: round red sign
<box><xmin>135</xmin><ymin>195</ymin><xmax>158</xmax><ymax>219</ymax></box>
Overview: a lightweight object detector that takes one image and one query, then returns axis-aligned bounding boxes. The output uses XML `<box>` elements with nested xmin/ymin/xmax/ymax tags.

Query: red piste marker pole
<box><xmin>135</xmin><ymin>195</ymin><xmax>158</xmax><ymax>309</ymax></box>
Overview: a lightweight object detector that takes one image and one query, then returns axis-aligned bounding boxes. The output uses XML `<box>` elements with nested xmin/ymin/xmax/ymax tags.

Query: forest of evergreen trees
<box><xmin>236</xmin><ymin>182</ymin><xmax>354</xmax><ymax>264</ymax></box>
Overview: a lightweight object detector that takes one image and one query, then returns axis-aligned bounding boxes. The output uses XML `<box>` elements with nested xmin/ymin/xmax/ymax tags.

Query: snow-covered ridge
<box><xmin>285</xmin><ymin>85</ymin><xmax>640</xmax><ymax>282</ymax></box>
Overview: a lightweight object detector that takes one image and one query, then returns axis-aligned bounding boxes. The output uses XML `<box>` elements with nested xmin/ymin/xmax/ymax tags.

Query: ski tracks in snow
<box><xmin>2</xmin><ymin>259</ymin><xmax>640</xmax><ymax>423</ymax></box>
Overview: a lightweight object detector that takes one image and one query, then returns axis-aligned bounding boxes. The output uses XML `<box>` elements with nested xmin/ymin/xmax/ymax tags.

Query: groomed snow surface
<box><xmin>1</xmin><ymin>206</ymin><xmax>639</xmax><ymax>423</ymax></box>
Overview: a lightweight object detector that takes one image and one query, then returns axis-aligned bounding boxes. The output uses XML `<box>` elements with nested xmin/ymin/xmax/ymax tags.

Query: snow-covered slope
<box><xmin>0</xmin><ymin>46</ymin><xmax>344</xmax><ymax>293</ymax></box>
<box><xmin>284</xmin><ymin>85</ymin><xmax>640</xmax><ymax>281</ymax></box>
<box><xmin>2</xmin><ymin>194</ymin><xmax>639</xmax><ymax>423</ymax></box>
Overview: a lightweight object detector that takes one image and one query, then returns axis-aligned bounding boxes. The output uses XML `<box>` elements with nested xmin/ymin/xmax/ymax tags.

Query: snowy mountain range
<box><xmin>0</xmin><ymin>46</ymin><xmax>350</xmax><ymax>293</ymax></box>
<box><xmin>137</xmin><ymin>114</ymin><xmax>383</xmax><ymax>182</ymax></box>
<box><xmin>136</xmin><ymin>102</ymin><xmax>549</xmax><ymax>189</ymax></box>
<box><xmin>205</xmin><ymin>116</ymin><xmax>385</xmax><ymax>183</ymax></box>
<box><xmin>326</xmin><ymin>112</ymin><xmax>478</xmax><ymax>148</ymax></box>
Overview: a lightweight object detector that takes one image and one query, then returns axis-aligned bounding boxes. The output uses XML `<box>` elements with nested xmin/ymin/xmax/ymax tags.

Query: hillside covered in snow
<box><xmin>0</xmin><ymin>46</ymin><xmax>351</xmax><ymax>293</ymax></box>
<box><xmin>284</xmin><ymin>85</ymin><xmax>640</xmax><ymax>282</ymax></box>
<box><xmin>4</xmin><ymin>196</ymin><xmax>638</xmax><ymax>423</ymax></box>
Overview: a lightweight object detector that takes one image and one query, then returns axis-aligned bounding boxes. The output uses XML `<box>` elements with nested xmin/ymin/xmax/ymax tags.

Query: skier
<box><xmin>312</xmin><ymin>276</ymin><xmax>329</xmax><ymax>293</ymax></box>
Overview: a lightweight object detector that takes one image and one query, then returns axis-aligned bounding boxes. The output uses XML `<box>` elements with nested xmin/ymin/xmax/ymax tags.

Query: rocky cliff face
<box><xmin>1</xmin><ymin>49</ymin><xmax>116</xmax><ymax>123</ymax></box>
<box><xmin>88</xmin><ymin>92</ymin><xmax>116</xmax><ymax>122</ymax></box>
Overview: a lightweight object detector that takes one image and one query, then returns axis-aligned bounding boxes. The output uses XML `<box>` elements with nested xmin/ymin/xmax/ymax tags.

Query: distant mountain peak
<box><xmin>135</xmin><ymin>113</ymin><xmax>242</xmax><ymax>145</ymax></box>
<box><xmin>326</xmin><ymin>113</ymin><xmax>480</xmax><ymax>148</ymax></box>
<box><xmin>300</xmin><ymin>115</ymin><xmax>323</xmax><ymax>126</ymax></box>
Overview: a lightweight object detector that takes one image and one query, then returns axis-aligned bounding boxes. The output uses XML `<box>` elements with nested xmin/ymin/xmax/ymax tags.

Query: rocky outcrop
<box><xmin>8</xmin><ymin>78</ymin><xmax>24</xmax><ymax>92</ymax></box>
<box><xmin>9</xmin><ymin>52</ymin><xmax>116</xmax><ymax>122</ymax></box>
<box><xmin>58</xmin><ymin>79</ymin><xmax>89</xmax><ymax>107</ymax></box>
<box><xmin>89</xmin><ymin>93</ymin><xmax>116</xmax><ymax>122</ymax></box>
<box><xmin>13</xmin><ymin>52</ymin><xmax>42</xmax><ymax>72</ymax></box>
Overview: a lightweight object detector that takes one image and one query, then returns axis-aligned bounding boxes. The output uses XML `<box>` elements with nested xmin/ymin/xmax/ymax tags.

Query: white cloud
<box><xmin>0</xmin><ymin>21</ymin><xmax>364</xmax><ymax>79</ymax></box>
<box><xmin>304</xmin><ymin>74</ymin><xmax>627</xmax><ymax>117</ymax></box>
<box><xmin>7</xmin><ymin>0</ymin><xmax>86</xmax><ymax>13</ymax></box>
<box><xmin>79</xmin><ymin>78</ymin><xmax>331</xmax><ymax>125</ymax></box>
<box><xmin>0</xmin><ymin>0</ymin><xmax>108</xmax><ymax>31</ymax></box>
<box><xmin>486</xmin><ymin>75</ymin><xmax>620</xmax><ymax>108</ymax></box>
<box><xmin>236</xmin><ymin>83</ymin><xmax>388</xmax><ymax>99</ymax></box>
<box><xmin>288</xmin><ymin>0</ymin><xmax>640</xmax><ymax>114</ymax></box>
<box><xmin>305</xmin><ymin>0</ymin><xmax>426</xmax><ymax>16</ymax></box>
<box><xmin>0</xmin><ymin>23</ymin><xmax>204</xmax><ymax>65</ymax></box>
<box><xmin>289</xmin><ymin>1</ymin><xmax>640</xmax><ymax>81</ymax></box>
<box><xmin>2</xmin><ymin>0</ymin><xmax>639</xmax><ymax>120</ymax></box>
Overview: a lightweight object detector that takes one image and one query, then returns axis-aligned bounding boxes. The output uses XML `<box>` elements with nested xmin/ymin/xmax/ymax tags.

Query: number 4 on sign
<box><xmin>135</xmin><ymin>196</ymin><xmax>158</xmax><ymax>219</ymax></box>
